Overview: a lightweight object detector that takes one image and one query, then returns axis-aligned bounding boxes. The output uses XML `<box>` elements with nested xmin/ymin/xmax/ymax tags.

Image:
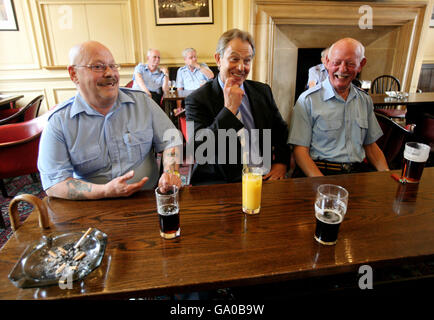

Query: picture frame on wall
<box><xmin>0</xmin><ymin>0</ymin><xmax>18</xmax><ymax>31</ymax></box>
<box><xmin>154</xmin><ymin>0</ymin><xmax>213</xmax><ymax>26</ymax></box>
<box><xmin>430</xmin><ymin>7</ymin><xmax>434</xmax><ymax>28</ymax></box>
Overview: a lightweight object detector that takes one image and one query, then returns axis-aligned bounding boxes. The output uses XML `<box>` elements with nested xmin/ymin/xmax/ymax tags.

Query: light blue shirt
<box><xmin>176</xmin><ymin>64</ymin><xmax>211</xmax><ymax>90</ymax></box>
<box><xmin>132</xmin><ymin>63</ymin><xmax>165</xmax><ymax>93</ymax></box>
<box><xmin>38</xmin><ymin>88</ymin><xmax>182</xmax><ymax>191</ymax></box>
<box><xmin>288</xmin><ymin>77</ymin><xmax>382</xmax><ymax>163</ymax></box>
<box><xmin>307</xmin><ymin>64</ymin><xmax>328</xmax><ymax>87</ymax></box>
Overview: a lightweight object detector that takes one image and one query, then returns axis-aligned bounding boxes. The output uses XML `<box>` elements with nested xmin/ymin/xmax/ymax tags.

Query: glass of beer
<box><xmin>314</xmin><ymin>184</ymin><xmax>348</xmax><ymax>245</ymax></box>
<box><xmin>400</xmin><ymin>142</ymin><xmax>430</xmax><ymax>183</ymax></box>
<box><xmin>242</xmin><ymin>166</ymin><xmax>263</xmax><ymax>215</ymax></box>
<box><xmin>155</xmin><ymin>185</ymin><xmax>180</xmax><ymax>239</ymax></box>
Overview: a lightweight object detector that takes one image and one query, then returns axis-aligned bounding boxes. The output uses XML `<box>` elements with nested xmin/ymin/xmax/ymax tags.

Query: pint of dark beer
<box><xmin>155</xmin><ymin>186</ymin><xmax>180</xmax><ymax>239</ymax></box>
<box><xmin>400</xmin><ymin>142</ymin><xmax>430</xmax><ymax>184</ymax></box>
<box><xmin>314</xmin><ymin>184</ymin><xmax>348</xmax><ymax>245</ymax></box>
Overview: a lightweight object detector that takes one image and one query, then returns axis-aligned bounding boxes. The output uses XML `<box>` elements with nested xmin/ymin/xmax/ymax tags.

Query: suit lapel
<box><xmin>211</xmin><ymin>77</ymin><xmax>225</xmax><ymax>116</ymax></box>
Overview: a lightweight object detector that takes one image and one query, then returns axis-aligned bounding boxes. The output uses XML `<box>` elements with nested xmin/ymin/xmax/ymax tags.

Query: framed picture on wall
<box><xmin>0</xmin><ymin>0</ymin><xmax>18</xmax><ymax>31</ymax></box>
<box><xmin>430</xmin><ymin>7</ymin><xmax>434</xmax><ymax>28</ymax></box>
<box><xmin>154</xmin><ymin>0</ymin><xmax>213</xmax><ymax>26</ymax></box>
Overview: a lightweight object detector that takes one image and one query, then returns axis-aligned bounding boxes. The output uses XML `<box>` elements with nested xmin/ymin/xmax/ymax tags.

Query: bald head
<box><xmin>325</xmin><ymin>38</ymin><xmax>366</xmax><ymax>100</ymax></box>
<box><xmin>328</xmin><ymin>38</ymin><xmax>365</xmax><ymax>63</ymax></box>
<box><xmin>68</xmin><ymin>41</ymin><xmax>112</xmax><ymax>66</ymax></box>
<box><xmin>67</xmin><ymin>41</ymin><xmax>119</xmax><ymax>113</ymax></box>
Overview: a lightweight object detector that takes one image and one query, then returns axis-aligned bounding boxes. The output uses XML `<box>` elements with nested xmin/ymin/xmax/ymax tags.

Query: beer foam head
<box><xmin>404</xmin><ymin>142</ymin><xmax>430</xmax><ymax>163</ymax></box>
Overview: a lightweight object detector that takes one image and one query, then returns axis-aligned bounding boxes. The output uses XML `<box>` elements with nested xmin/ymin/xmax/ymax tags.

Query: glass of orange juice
<box><xmin>242</xmin><ymin>166</ymin><xmax>263</xmax><ymax>214</ymax></box>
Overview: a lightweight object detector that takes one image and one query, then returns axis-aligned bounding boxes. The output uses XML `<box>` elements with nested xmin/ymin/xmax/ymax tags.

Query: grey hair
<box><xmin>215</xmin><ymin>28</ymin><xmax>255</xmax><ymax>57</ymax></box>
<box><xmin>147</xmin><ymin>48</ymin><xmax>160</xmax><ymax>58</ymax></box>
<box><xmin>182</xmin><ymin>48</ymin><xmax>196</xmax><ymax>58</ymax></box>
<box><xmin>328</xmin><ymin>38</ymin><xmax>365</xmax><ymax>62</ymax></box>
<box><xmin>321</xmin><ymin>48</ymin><xmax>329</xmax><ymax>59</ymax></box>
<box><xmin>68</xmin><ymin>44</ymin><xmax>82</xmax><ymax>65</ymax></box>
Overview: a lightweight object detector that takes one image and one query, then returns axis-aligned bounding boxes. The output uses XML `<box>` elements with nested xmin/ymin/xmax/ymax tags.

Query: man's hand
<box><xmin>158</xmin><ymin>172</ymin><xmax>182</xmax><ymax>193</ymax></box>
<box><xmin>224</xmin><ymin>78</ymin><xmax>244</xmax><ymax>115</ymax></box>
<box><xmin>104</xmin><ymin>170</ymin><xmax>148</xmax><ymax>198</ymax></box>
<box><xmin>263</xmin><ymin>163</ymin><xmax>287</xmax><ymax>180</ymax></box>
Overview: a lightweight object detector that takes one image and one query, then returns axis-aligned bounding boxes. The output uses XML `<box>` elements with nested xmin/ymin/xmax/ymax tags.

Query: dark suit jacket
<box><xmin>185</xmin><ymin>77</ymin><xmax>291</xmax><ymax>185</ymax></box>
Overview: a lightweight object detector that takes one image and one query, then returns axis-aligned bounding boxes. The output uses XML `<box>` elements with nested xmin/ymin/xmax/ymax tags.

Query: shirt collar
<box><xmin>322</xmin><ymin>77</ymin><xmax>356</xmax><ymax>102</ymax></box>
<box><xmin>217</xmin><ymin>74</ymin><xmax>245</xmax><ymax>92</ymax></box>
<box><xmin>70</xmin><ymin>89</ymin><xmax>134</xmax><ymax>118</ymax></box>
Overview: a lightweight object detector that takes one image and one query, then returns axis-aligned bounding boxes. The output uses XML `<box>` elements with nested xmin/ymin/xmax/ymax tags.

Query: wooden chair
<box><xmin>370</xmin><ymin>75</ymin><xmax>406</xmax><ymax>119</ymax></box>
<box><xmin>0</xmin><ymin>95</ymin><xmax>44</xmax><ymax>126</ymax></box>
<box><xmin>375</xmin><ymin>111</ymin><xmax>414</xmax><ymax>170</ymax></box>
<box><xmin>0</xmin><ymin>113</ymin><xmax>48</xmax><ymax>198</ymax></box>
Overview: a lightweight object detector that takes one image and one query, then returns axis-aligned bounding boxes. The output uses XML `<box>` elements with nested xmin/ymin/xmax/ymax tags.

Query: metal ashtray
<box><xmin>8</xmin><ymin>228</ymin><xmax>107</xmax><ymax>288</ymax></box>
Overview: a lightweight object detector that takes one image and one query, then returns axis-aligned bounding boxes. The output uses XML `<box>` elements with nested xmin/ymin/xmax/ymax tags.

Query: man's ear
<box><xmin>214</xmin><ymin>53</ymin><xmax>221</xmax><ymax>69</ymax></box>
<box><xmin>68</xmin><ymin>65</ymin><xmax>78</xmax><ymax>84</ymax></box>
<box><xmin>359</xmin><ymin>57</ymin><xmax>367</xmax><ymax>69</ymax></box>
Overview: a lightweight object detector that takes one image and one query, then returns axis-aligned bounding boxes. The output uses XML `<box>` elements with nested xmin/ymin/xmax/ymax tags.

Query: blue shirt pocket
<box><xmin>354</xmin><ymin>116</ymin><xmax>369</xmax><ymax>144</ymax></box>
<box><xmin>123</xmin><ymin>129</ymin><xmax>153</xmax><ymax>165</ymax></box>
<box><xmin>70</xmin><ymin>145</ymin><xmax>105</xmax><ymax>177</ymax></box>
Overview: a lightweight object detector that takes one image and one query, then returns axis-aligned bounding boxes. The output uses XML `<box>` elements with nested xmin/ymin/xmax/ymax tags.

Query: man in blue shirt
<box><xmin>38</xmin><ymin>41</ymin><xmax>182</xmax><ymax>200</ymax></box>
<box><xmin>307</xmin><ymin>48</ymin><xmax>329</xmax><ymax>88</ymax></box>
<box><xmin>288</xmin><ymin>38</ymin><xmax>389</xmax><ymax>176</ymax></box>
<box><xmin>176</xmin><ymin>48</ymin><xmax>214</xmax><ymax>91</ymax></box>
<box><xmin>132</xmin><ymin>48</ymin><xmax>169</xmax><ymax>105</ymax></box>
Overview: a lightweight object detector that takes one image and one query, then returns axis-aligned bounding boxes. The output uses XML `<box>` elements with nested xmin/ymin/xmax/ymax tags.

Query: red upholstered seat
<box><xmin>0</xmin><ymin>95</ymin><xmax>44</xmax><ymax>126</ymax></box>
<box><xmin>0</xmin><ymin>112</ymin><xmax>49</xmax><ymax>197</ymax></box>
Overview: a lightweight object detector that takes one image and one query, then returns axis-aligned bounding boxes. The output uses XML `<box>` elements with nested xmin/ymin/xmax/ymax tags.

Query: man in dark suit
<box><xmin>185</xmin><ymin>29</ymin><xmax>291</xmax><ymax>185</ymax></box>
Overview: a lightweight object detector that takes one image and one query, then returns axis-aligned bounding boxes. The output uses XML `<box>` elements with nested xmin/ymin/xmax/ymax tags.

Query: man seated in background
<box><xmin>176</xmin><ymin>48</ymin><xmax>214</xmax><ymax>91</ymax></box>
<box><xmin>38</xmin><ymin>41</ymin><xmax>182</xmax><ymax>200</ymax></box>
<box><xmin>132</xmin><ymin>48</ymin><xmax>169</xmax><ymax>105</ymax></box>
<box><xmin>289</xmin><ymin>38</ymin><xmax>389</xmax><ymax>177</ymax></box>
<box><xmin>307</xmin><ymin>48</ymin><xmax>329</xmax><ymax>88</ymax></box>
<box><xmin>185</xmin><ymin>29</ymin><xmax>291</xmax><ymax>185</ymax></box>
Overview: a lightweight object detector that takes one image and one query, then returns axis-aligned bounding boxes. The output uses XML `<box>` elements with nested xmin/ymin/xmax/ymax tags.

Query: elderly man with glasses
<box><xmin>38</xmin><ymin>41</ymin><xmax>182</xmax><ymax>200</ymax></box>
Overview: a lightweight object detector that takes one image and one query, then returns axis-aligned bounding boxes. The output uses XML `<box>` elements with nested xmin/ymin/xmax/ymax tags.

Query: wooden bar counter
<box><xmin>0</xmin><ymin>169</ymin><xmax>433</xmax><ymax>299</ymax></box>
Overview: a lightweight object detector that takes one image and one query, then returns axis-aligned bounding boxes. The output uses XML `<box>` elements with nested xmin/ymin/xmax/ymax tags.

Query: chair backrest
<box><xmin>375</xmin><ymin>112</ymin><xmax>413</xmax><ymax>169</ymax></box>
<box><xmin>0</xmin><ymin>95</ymin><xmax>44</xmax><ymax>125</ymax></box>
<box><xmin>370</xmin><ymin>75</ymin><xmax>401</xmax><ymax>94</ymax></box>
<box><xmin>0</xmin><ymin>113</ymin><xmax>48</xmax><ymax>179</ymax></box>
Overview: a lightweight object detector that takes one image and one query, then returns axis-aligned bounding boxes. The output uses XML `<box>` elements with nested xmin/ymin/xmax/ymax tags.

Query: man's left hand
<box><xmin>263</xmin><ymin>163</ymin><xmax>287</xmax><ymax>180</ymax></box>
<box><xmin>158</xmin><ymin>171</ymin><xmax>182</xmax><ymax>193</ymax></box>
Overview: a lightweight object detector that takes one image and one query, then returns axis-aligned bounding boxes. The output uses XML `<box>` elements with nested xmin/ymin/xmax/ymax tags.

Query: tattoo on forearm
<box><xmin>66</xmin><ymin>179</ymin><xmax>92</xmax><ymax>200</ymax></box>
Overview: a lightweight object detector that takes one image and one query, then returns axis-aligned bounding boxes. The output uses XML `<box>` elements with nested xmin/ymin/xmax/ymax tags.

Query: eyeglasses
<box><xmin>73</xmin><ymin>63</ymin><xmax>121</xmax><ymax>72</ymax></box>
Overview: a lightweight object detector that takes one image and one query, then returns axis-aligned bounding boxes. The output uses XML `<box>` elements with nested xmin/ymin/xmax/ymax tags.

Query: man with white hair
<box><xmin>176</xmin><ymin>48</ymin><xmax>214</xmax><ymax>91</ymax></box>
<box><xmin>38</xmin><ymin>41</ymin><xmax>182</xmax><ymax>200</ymax></box>
<box><xmin>307</xmin><ymin>48</ymin><xmax>329</xmax><ymax>88</ymax></box>
<box><xmin>132</xmin><ymin>48</ymin><xmax>169</xmax><ymax>105</ymax></box>
<box><xmin>288</xmin><ymin>38</ymin><xmax>389</xmax><ymax>176</ymax></box>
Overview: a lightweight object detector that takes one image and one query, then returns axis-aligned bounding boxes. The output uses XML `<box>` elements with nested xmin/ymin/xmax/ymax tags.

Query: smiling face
<box><xmin>68</xmin><ymin>41</ymin><xmax>119</xmax><ymax>112</ymax></box>
<box><xmin>326</xmin><ymin>39</ymin><xmax>366</xmax><ymax>99</ymax></box>
<box><xmin>215</xmin><ymin>38</ymin><xmax>253</xmax><ymax>87</ymax></box>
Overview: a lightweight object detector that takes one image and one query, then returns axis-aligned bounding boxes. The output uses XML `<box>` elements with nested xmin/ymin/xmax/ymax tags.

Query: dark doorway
<box><xmin>295</xmin><ymin>48</ymin><xmax>324</xmax><ymax>103</ymax></box>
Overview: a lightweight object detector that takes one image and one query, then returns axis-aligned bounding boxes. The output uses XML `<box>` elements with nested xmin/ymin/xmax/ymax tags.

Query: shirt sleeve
<box><xmin>176</xmin><ymin>68</ymin><xmax>183</xmax><ymax>89</ymax></box>
<box><xmin>288</xmin><ymin>96</ymin><xmax>313</xmax><ymax>147</ymax></box>
<box><xmin>148</xmin><ymin>99</ymin><xmax>183</xmax><ymax>153</ymax></box>
<box><xmin>37</xmin><ymin>115</ymin><xmax>74</xmax><ymax>190</ymax></box>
